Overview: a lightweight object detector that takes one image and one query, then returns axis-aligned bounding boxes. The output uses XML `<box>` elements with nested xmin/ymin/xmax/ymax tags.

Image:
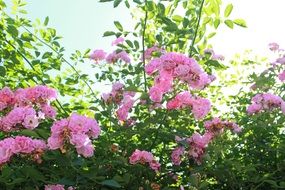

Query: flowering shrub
<box><xmin>0</xmin><ymin>0</ymin><xmax>284</xmax><ymax>189</ymax></box>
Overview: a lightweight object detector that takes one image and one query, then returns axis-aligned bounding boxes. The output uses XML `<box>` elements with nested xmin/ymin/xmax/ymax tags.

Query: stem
<box><xmin>149</xmin><ymin>112</ymin><xmax>168</xmax><ymax>150</ymax></box>
<box><xmin>142</xmin><ymin>0</ymin><xmax>148</xmax><ymax>93</ymax></box>
<box><xmin>189</xmin><ymin>0</ymin><xmax>205</xmax><ymax>57</ymax></box>
<box><xmin>4</xmin><ymin>39</ymin><xmax>69</xmax><ymax>116</ymax></box>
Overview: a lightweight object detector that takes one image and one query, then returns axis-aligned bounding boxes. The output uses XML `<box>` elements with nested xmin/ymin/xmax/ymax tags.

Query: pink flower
<box><xmin>278</xmin><ymin>70</ymin><xmax>285</xmax><ymax>81</ymax></box>
<box><xmin>247</xmin><ymin>93</ymin><xmax>284</xmax><ymax>114</ymax></box>
<box><xmin>47</xmin><ymin>113</ymin><xmax>100</xmax><ymax>157</ymax></box>
<box><xmin>129</xmin><ymin>149</ymin><xmax>141</xmax><ymax>164</ymax></box>
<box><xmin>171</xmin><ymin>147</ymin><xmax>184</xmax><ymax>165</ymax></box>
<box><xmin>269</xmin><ymin>42</ymin><xmax>279</xmax><ymax>51</ymax></box>
<box><xmin>145</xmin><ymin>51</ymin><xmax>213</xmax><ymax>103</ymax></box>
<box><xmin>276</xmin><ymin>57</ymin><xmax>285</xmax><ymax>64</ymax></box>
<box><xmin>33</xmin><ymin>139</ymin><xmax>47</xmax><ymax>150</ymax></box>
<box><xmin>145</xmin><ymin>58</ymin><xmax>162</xmax><ymax>75</ymax></box>
<box><xmin>0</xmin><ymin>138</ymin><xmax>14</xmax><ymax>165</ymax></box>
<box><xmin>23</xmin><ymin>114</ymin><xmax>39</xmax><ymax>129</ymax></box>
<box><xmin>41</xmin><ymin>104</ymin><xmax>57</xmax><ymax>119</ymax></box>
<box><xmin>76</xmin><ymin>142</ymin><xmax>94</xmax><ymax>158</ymax></box>
<box><xmin>166</xmin><ymin>98</ymin><xmax>181</xmax><ymax>110</ymax></box>
<box><xmin>90</xmin><ymin>49</ymin><xmax>107</xmax><ymax>62</ymax></box>
<box><xmin>204</xmin><ymin>117</ymin><xmax>240</xmax><ymax>135</ymax></box>
<box><xmin>47</xmin><ymin>137</ymin><xmax>63</xmax><ymax>150</ymax></box>
<box><xmin>129</xmin><ymin>149</ymin><xmax>160</xmax><ymax>171</ymax></box>
<box><xmin>111</xmin><ymin>37</ymin><xmax>124</xmax><ymax>46</ymax></box>
<box><xmin>112</xmin><ymin>82</ymin><xmax>124</xmax><ymax>91</ymax></box>
<box><xmin>174</xmin><ymin>64</ymin><xmax>191</xmax><ymax>76</ymax></box>
<box><xmin>149</xmin><ymin>86</ymin><xmax>163</xmax><ymax>102</ymax></box>
<box><xmin>190</xmin><ymin>97</ymin><xmax>211</xmax><ymax>120</ymax></box>
<box><xmin>187</xmin><ymin>132</ymin><xmax>212</xmax><ymax>164</ymax></box>
<box><xmin>149</xmin><ymin>160</ymin><xmax>161</xmax><ymax>171</ymax></box>
<box><xmin>102</xmin><ymin>93</ymin><xmax>111</xmax><ymax>102</ymax></box>
<box><xmin>13</xmin><ymin>136</ymin><xmax>34</xmax><ymax>154</ymax></box>
<box><xmin>0</xmin><ymin>87</ymin><xmax>15</xmax><ymax>111</ymax></box>
<box><xmin>45</xmin><ymin>184</ymin><xmax>65</xmax><ymax>190</ymax></box>
<box><xmin>106</xmin><ymin>50</ymin><xmax>130</xmax><ymax>63</ymax></box>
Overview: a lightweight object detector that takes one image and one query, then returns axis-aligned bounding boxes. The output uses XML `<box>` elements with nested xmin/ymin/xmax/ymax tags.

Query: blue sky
<box><xmin>24</xmin><ymin>0</ymin><xmax>131</xmax><ymax>54</ymax></box>
<box><xmin>5</xmin><ymin>0</ymin><xmax>285</xmax><ymax>62</ymax></box>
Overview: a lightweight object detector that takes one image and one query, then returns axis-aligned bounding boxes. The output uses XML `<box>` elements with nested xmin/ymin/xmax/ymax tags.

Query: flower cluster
<box><xmin>0</xmin><ymin>136</ymin><xmax>47</xmax><ymax>165</ymax></box>
<box><xmin>187</xmin><ymin>132</ymin><xmax>212</xmax><ymax>164</ymax></box>
<box><xmin>171</xmin><ymin>146</ymin><xmax>185</xmax><ymax>166</ymax></box>
<box><xmin>204</xmin><ymin>117</ymin><xmax>242</xmax><ymax>135</ymax></box>
<box><xmin>106</xmin><ymin>50</ymin><xmax>131</xmax><ymax>63</ymax></box>
<box><xmin>0</xmin><ymin>86</ymin><xmax>57</xmax><ymax>132</ymax></box>
<box><xmin>171</xmin><ymin>132</ymin><xmax>212</xmax><ymax>165</ymax></box>
<box><xmin>102</xmin><ymin>82</ymin><xmax>136</xmax><ymax>121</ymax></box>
<box><xmin>145</xmin><ymin>52</ymin><xmax>214</xmax><ymax>103</ymax></box>
<box><xmin>47</xmin><ymin>113</ymin><xmax>101</xmax><ymax>157</ymax></box>
<box><xmin>90</xmin><ymin>37</ymin><xmax>131</xmax><ymax>64</ymax></box>
<box><xmin>247</xmin><ymin>93</ymin><xmax>285</xmax><ymax>114</ymax></box>
<box><xmin>172</xmin><ymin>118</ymin><xmax>240</xmax><ymax>165</ymax></box>
<box><xmin>129</xmin><ymin>149</ymin><xmax>161</xmax><ymax>172</ymax></box>
<box><xmin>89</xmin><ymin>49</ymin><xmax>106</xmax><ymax>62</ymax></box>
<box><xmin>45</xmin><ymin>184</ymin><xmax>74</xmax><ymax>190</ymax></box>
<box><xmin>166</xmin><ymin>91</ymin><xmax>211</xmax><ymax>120</ymax></box>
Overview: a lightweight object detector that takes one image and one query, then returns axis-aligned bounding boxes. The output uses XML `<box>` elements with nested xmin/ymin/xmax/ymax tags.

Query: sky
<box><xmin>4</xmin><ymin>0</ymin><xmax>285</xmax><ymax>75</ymax></box>
<box><xmin>12</xmin><ymin>0</ymin><xmax>283</xmax><ymax>60</ymax></box>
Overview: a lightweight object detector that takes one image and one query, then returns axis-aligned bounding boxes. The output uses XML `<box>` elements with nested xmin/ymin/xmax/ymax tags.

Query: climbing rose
<box><xmin>129</xmin><ymin>149</ymin><xmax>160</xmax><ymax>171</ymax></box>
<box><xmin>247</xmin><ymin>93</ymin><xmax>284</xmax><ymax>114</ymax></box>
<box><xmin>90</xmin><ymin>49</ymin><xmax>107</xmax><ymax>62</ymax></box>
<box><xmin>47</xmin><ymin>113</ymin><xmax>101</xmax><ymax>157</ymax></box>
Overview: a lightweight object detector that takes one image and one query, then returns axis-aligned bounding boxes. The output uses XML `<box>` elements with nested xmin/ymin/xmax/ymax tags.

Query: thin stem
<box><xmin>189</xmin><ymin>0</ymin><xmax>205</xmax><ymax>57</ymax></box>
<box><xmin>142</xmin><ymin>0</ymin><xmax>148</xmax><ymax>93</ymax></box>
<box><xmin>149</xmin><ymin>112</ymin><xmax>168</xmax><ymax>150</ymax></box>
<box><xmin>4</xmin><ymin>39</ymin><xmax>69</xmax><ymax>116</ymax></box>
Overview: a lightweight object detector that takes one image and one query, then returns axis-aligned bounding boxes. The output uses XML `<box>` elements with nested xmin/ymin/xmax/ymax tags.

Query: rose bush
<box><xmin>0</xmin><ymin>0</ymin><xmax>284</xmax><ymax>189</ymax></box>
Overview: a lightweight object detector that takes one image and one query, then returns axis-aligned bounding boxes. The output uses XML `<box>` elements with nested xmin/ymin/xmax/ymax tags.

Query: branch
<box><xmin>142</xmin><ymin>0</ymin><xmax>148</xmax><ymax>93</ymax></box>
<box><xmin>189</xmin><ymin>0</ymin><xmax>205</xmax><ymax>57</ymax></box>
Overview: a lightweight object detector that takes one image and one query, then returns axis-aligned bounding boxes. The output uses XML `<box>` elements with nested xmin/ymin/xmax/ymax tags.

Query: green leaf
<box><xmin>133</xmin><ymin>0</ymin><xmax>142</xmax><ymax>5</ymax></box>
<box><xmin>172</xmin><ymin>15</ymin><xmax>183</xmax><ymax>22</ymax></box>
<box><xmin>44</xmin><ymin>16</ymin><xmax>49</xmax><ymax>26</ymax></box>
<box><xmin>114</xmin><ymin>21</ymin><xmax>123</xmax><ymax>31</ymax></box>
<box><xmin>42</xmin><ymin>52</ymin><xmax>52</xmax><ymax>59</ymax></box>
<box><xmin>0</xmin><ymin>66</ymin><xmax>6</xmax><ymax>77</ymax></box>
<box><xmin>224</xmin><ymin>4</ymin><xmax>233</xmax><ymax>17</ymax></box>
<box><xmin>113</xmin><ymin>0</ymin><xmax>122</xmax><ymax>7</ymax></box>
<box><xmin>125</xmin><ymin>40</ymin><xmax>133</xmax><ymax>48</ymax></box>
<box><xmin>7</xmin><ymin>25</ymin><xmax>18</xmax><ymax>37</ymax></box>
<box><xmin>233</xmin><ymin>19</ymin><xmax>247</xmax><ymax>27</ymax></box>
<box><xmin>214</xmin><ymin>19</ymin><xmax>220</xmax><ymax>29</ymax></box>
<box><xmin>134</xmin><ymin>40</ymin><xmax>139</xmax><ymax>50</ymax></box>
<box><xmin>18</xmin><ymin>129</ymin><xmax>40</xmax><ymax>138</ymax></box>
<box><xmin>125</xmin><ymin>0</ymin><xmax>130</xmax><ymax>8</ymax></box>
<box><xmin>101</xmin><ymin>180</ymin><xmax>121</xmax><ymax>188</ymax></box>
<box><xmin>103</xmin><ymin>31</ymin><xmax>116</xmax><ymax>37</ymax></box>
<box><xmin>224</xmin><ymin>19</ymin><xmax>234</xmax><ymax>29</ymax></box>
<box><xmin>207</xmin><ymin>32</ymin><xmax>216</xmax><ymax>38</ymax></box>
